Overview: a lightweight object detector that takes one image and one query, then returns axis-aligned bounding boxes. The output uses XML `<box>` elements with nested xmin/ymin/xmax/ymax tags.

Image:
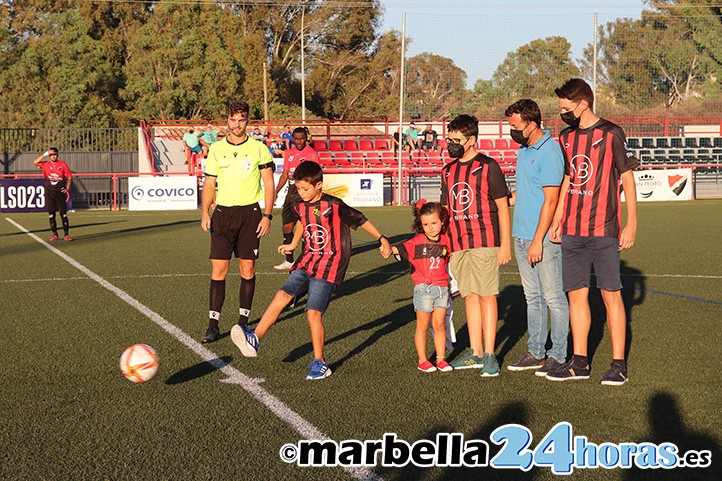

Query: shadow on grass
<box><xmin>376</xmin><ymin>402</ymin><xmax>538</xmax><ymax>481</ymax></box>
<box><xmin>587</xmin><ymin>260</ymin><xmax>646</xmax><ymax>365</ymax></box>
<box><xmin>282</xmin><ymin>302</ymin><xmax>415</xmax><ymax>372</ymax></box>
<box><xmin>446</xmin><ymin>283</ymin><xmax>528</xmax><ymax>367</ymax></box>
<box><xmin>165</xmin><ymin>355</ymin><xmax>233</xmax><ymax>385</ymax></box>
<box><xmin>623</xmin><ymin>391</ymin><xmax>721</xmax><ymax>481</ymax></box>
<box><xmin>0</xmin><ymin>220</ymin><xmax>126</xmax><ymax>237</ymax></box>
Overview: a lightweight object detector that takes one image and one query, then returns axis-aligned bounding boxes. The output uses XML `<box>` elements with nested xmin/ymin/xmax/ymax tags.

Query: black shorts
<box><xmin>561</xmin><ymin>235</ymin><xmax>622</xmax><ymax>292</ymax></box>
<box><xmin>46</xmin><ymin>189</ymin><xmax>67</xmax><ymax>214</ymax></box>
<box><xmin>281</xmin><ymin>187</ymin><xmax>300</xmax><ymax>226</ymax></box>
<box><xmin>209</xmin><ymin>204</ymin><xmax>262</xmax><ymax>260</ymax></box>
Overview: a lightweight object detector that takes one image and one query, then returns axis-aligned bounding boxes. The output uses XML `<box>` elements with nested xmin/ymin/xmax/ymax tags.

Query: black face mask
<box><xmin>447</xmin><ymin>142</ymin><xmax>465</xmax><ymax>159</ymax></box>
<box><xmin>560</xmin><ymin>110</ymin><xmax>581</xmax><ymax>129</ymax></box>
<box><xmin>510</xmin><ymin>129</ymin><xmax>530</xmax><ymax>146</ymax></box>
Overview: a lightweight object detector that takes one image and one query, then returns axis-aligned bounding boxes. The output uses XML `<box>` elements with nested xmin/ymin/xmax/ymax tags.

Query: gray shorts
<box><xmin>561</xmin><ymin>235</ymin><xmax>622</xmax><ymax>292</ymax></box>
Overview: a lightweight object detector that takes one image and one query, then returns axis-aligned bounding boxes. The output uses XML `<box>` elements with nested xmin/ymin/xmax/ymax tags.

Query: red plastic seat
<box><xmin>509</xmin><ymin>139</ymin><xmax>521</xmax><ymax>150</ymax></box>
<box><xmin>375</xmin><ymin>139</ymin><xmax>389</xmax><ymax>150</ymax></box>
<box><xmin>318</xmin><ymin>151</ymin><xmax>333</xmax><ymax>167</ymax></box>
<box><xmin>314</xmin><ymin>140</ymin><xmax>328</xmax><ymax>152</ymax></box>
<box><xmin>359</xmin><ymin>139</ymin><xmax>374</xmax><ymax>151</ymax></box>
<box><xmin>365</xmin><ymin>151</ymin><xmax>380</xmax><ymax>166</ymax></box>
<box><xmin>344</xmin><ymin>140</ymin><xmax>359</xmax><ymax>151</ymax></box>
<box><xmin>350</xmin><ymin>151</ymin><xmax>365</xmax><ymax>166</ymax></box>
<box><xmin>437</xmin><ymin>138</ymin><xmax>448</xmax><ymax>151</ymax></box>
<box><xmin>494</xmin><ymin>139</ymin><xmax>509</xmax><ymax>150</ymax></box>
<box><xmin>333</xmin><ymin>151</ymin><xmax>349</xmax><ymax>163</ymax></box>
<box><xmin>478</xmin><ymin>139</ymin><xmax>494</xmax><ymax>151</ymax></box>
<box><xmin>328</xmin><ymin>140</ymin><xmax>343</xmax><ymax>151</ymax></box>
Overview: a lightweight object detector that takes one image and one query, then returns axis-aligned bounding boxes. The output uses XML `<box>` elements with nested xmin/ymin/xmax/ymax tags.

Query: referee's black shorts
<box><xmin>209</xmin><ymin>203</ymin><xmax>262</xmax><ymax>260</ymax></box>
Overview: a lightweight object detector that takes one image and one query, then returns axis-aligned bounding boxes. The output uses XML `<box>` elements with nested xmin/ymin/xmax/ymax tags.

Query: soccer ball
<box><xmin>119</xmin><ymin>344</ymin><xmax>159</xmax><ymax>383</ymax></box>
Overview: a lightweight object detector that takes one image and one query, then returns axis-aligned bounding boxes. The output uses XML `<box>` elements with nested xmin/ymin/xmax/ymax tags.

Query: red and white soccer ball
<box><xmin>119</xmin><ymin>344</ymin><xmax>159</xmax><ymax>383</ymax></box>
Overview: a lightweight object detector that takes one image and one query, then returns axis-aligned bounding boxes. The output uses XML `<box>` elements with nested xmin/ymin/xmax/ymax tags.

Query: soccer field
<box><xmin>1</xmin><ymin>201</ymin><xmax>721</xmax><ymax>481</ymax></box>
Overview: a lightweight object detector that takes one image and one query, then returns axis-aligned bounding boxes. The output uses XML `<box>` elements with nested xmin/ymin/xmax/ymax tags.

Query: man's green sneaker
<box><xmin>480</xmin><ymin>353</ymin><xmax>500</xmax><ymax>377</ymax></box>
<box><xmin>449</xmin><ymin>348</ymin><xmax>484</xmax><ymax>369</ymax></box>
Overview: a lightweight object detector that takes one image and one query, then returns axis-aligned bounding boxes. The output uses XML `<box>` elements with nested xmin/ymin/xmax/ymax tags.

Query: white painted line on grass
<box><xmin>5</xmin><ymin>217</ymin><xmax>382</xmax><ymax>481</ymax></box>
<box><xmin>5</xmin><ymin>270</ymin><xmax>722</xmax><ymax>284</ymax></box>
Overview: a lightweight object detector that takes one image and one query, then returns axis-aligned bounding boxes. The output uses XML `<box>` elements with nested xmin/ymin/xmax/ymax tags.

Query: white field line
<box><xmin>4</xmin><ymin>217</ymin><xmax>382</xmax><ymax>481</ymax></box>
<box><xmin>4</xmin><ymin>270</ymin><xmax>722</xmax><ymax>284</ymax></box>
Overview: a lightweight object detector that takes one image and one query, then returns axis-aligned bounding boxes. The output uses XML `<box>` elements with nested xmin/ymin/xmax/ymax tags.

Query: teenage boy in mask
<box><xmin>440</xmin><ymin>114</ymin><xmax>511</xmax><ymax>377</ymax></box>
<box><xmin>548</xmin><ymin>78</ymin><xmax>638</xmax><ymax>386</ymax></box>
<box><xmin>504</xmin><ymin>99</ymin><xmax>569</xmax><ymax>376</ymax></box>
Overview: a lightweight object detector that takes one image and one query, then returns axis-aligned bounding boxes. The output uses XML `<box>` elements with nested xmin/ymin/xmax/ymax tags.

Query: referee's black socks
<box><xmin>283</xmin><ymin>232</ymin><xmax>294</xmax><ymax>263</ymax></box>
<box><xmin>209</xmin><ymin>279</ymin><xmax>225</xmax><ymax>330</ymax></box>
<box><xmin>238</xmin><ymin>276</ymin><xmax>256</xmax><ymax>327</ymax></box>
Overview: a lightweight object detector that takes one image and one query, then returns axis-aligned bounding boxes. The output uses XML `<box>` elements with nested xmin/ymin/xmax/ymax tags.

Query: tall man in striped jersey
<box><xmin>199</xmin><ymin>101</ymin><xmax>275</xmax><ymax>344</ymax></box>
<box><xmin>548</xmin><ymin>78</ymin><xmax>638</xmax><ymax>385</ymax></box>
<box><xmin>233</xmin><ymin>161</ymin><xmax>392</xmax><ymax>380</ymax></box>
<box><xmin>440</xmin><ymin>114</ymin><xmax>512</xmax><ymax>377</ymax></box>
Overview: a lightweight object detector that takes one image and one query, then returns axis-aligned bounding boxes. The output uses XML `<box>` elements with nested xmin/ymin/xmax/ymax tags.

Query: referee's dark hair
<box><xmin>227</xmin><ymin>101</ymin><xmax>250</xmax><ymax>117</ymax></box>
<box><xmin>293</xmin><ymin>160</ymin><xmax>323</xmax><ymax>185</ymax></box>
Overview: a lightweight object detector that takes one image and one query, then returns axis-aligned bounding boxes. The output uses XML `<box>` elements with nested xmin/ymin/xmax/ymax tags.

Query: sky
<box><xmin>380</xmin><ymin>1</ymin><xmax>644</xmax><ymax>87</ymax></box>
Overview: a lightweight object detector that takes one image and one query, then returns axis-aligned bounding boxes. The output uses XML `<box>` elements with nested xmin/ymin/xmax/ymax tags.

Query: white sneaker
<box><xmin>273</xmin><ymin>261</ymin><xmax>293</xmax><ymax>270</ymax></box>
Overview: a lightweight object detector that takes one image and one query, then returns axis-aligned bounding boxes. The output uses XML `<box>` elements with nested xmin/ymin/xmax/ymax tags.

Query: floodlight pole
<box><xmin>301</xmin><ymin>5</ymin><xmax>306</xmax><ymax>122</ymax></box>
<box><xmin>397</xmin><ymin>12</ymin><xmax>406</xmax><ymax>206</ymax></box>
<box><xmin>593</xmin><ymin>12</ymin><xmax>598</xmax><ymax>103</ymax></box>
<box><xmin>263</xmin><ymin>61</ymin><xmax>269</xmax><ymax>122</ymax></box>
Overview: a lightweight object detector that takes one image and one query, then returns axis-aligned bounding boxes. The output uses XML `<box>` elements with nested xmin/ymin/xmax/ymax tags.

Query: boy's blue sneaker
<box><xmin>306</xmin><ymin>359</ymin><xmax>332</xmax><ymax>380</ymax></box>
<box><xmin>231</xmin><ymin>324</ymin><xmax>260</xmax><ymax>358</ymax></box>
<box><xmin>449</xmin><ymin>348</ymin><xmax>484</xmax><ymax>369</ymax></box>
<box><xmin>480</xmin><ymin>353</ymin><xmax>500</xmax><ymax>377</ymax></box>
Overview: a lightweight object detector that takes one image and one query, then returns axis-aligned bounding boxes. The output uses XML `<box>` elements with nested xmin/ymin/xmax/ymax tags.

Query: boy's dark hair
<box><xmin>292</xmin><ymin>127</ymin><xmax>307</xmax><ymax>137</ymax></box>
<box><xmin>447</xmin><ymin>114</ymin><xmax>478</xmax><ymax>139</ymax></box>
<box><xmin>227</xmin><ymin>101</ymin><xmax>250</xmax><ymax>117</ymax></box>
<box><xmin>411</xmin><ymin>200</ymin><xmax>449</xmax><ymax>235</ymax></box>
<box><xmin>505</xmin><ymin>99</ymin><xmax>542</xmax><ymax>127</ymax></box>
<box><xmin>555</xmin><ymin>78</ymin><xmax>594</xmax><ymax>111</ymax></box>
<box><xmin>48</xmin><ymin>147</ymin><xmax>59</xmax><ymax>153</ymax></box>
<box><xmin>293</xmin><ymin>160</ymin><xmax>323</xmax><ymax>185</ymax></box>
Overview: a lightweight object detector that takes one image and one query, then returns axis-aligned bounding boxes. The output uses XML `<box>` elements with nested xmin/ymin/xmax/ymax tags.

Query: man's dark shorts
<box><xmin>209</xmin><ymin>203</ymin><xmax>262</xmax><ymax>260</ymax></box>
<box><xmin>46</xmin><ymin>189</ymin><xmax>67</xmax><ymax>214</ymax></box>
<box><xmin>562</xmin><ymin>235</ymin><xmax>622</xmax><ymax>292</ymax></box>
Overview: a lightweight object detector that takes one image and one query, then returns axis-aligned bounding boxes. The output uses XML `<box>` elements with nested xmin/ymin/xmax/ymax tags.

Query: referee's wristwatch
<box><xmin>263</xmin><ymin>213</ymin><xmax>273</xmax><ymax>220</ymax></box>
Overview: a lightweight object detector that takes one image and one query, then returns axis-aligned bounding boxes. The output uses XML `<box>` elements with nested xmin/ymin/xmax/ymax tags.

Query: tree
<box><xmin>0</xmin><ymin>10</ymin><xmax>116</xmax><ymax>128</ymax></box>
<box><xmin>492</xmin><ymin>36</ymin><xmax>580</xmax><ymax>100</ymax></box>
<box><xmin>405</xmin><ymin>53</ymin><xmax>466</xmax><ymax>119</ymax></box>
<box><xmin>120</xmin><ymin>3</ymin><xmax>241</xmax><ymax>120</ymax></box>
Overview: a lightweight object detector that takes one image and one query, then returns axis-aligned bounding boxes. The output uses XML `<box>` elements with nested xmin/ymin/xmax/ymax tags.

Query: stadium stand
<box><xmin>344</xmin><ymin>139</ymin><xmax>359</xmax><ymax>151</ymax></box>
<box><xmin>375</xmin><ymin>139</ymin><xmax>389</xmax><ymax>150</ymax></box>
<box><xmin>314</xmin><ymin>140</ymin><xmax>328</xmax><ymax>152</ymax></box>
<box><xmin>328</xmin><ymin>140</ymin><xmax>344</xmax><ymax>151</ymax></box>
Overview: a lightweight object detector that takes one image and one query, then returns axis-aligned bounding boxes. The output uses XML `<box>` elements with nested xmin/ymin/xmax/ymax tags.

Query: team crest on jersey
<box><xmin>244</xmin><ymin>161</ymin><xmax>251</xmax><ymax>171</ymax></box>
<box><xmin>305</xmin><ymin>224</ymin><xmax>330</xmax><ymax>251</ymax></box>
<box><xmin>312</xmin><ymin>207</ymin><xmax>321</xmax><ymax>217</ymax></box>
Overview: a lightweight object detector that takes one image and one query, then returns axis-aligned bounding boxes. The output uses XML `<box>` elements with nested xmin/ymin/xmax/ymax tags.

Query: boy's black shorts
<box><xmin>46</xmin><ymin>189</ymin><xmax>67</xmax><ymax>214</ymax></box>
<box><xmin>561</xmin><ymin>235</ymin><xmax>622</xmax><ymax>292</ymax></box>
<box><xmin>209</xmin><ymin>204</ymin><xmax>262</xmax><ymax>260</ymax></box>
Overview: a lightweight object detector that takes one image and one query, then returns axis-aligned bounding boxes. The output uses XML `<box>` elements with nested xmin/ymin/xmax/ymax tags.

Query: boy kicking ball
<box><xmin>232</xmin><ymin>161</ymin><xmax>392</xmax><ymax>380</ymax></box>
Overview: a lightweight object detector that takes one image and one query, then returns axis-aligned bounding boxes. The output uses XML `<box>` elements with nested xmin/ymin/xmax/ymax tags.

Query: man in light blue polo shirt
<box><xmin>505</xmin><ymin>99</ymin><xmax>569</xmax><ymax>376</ymax></box>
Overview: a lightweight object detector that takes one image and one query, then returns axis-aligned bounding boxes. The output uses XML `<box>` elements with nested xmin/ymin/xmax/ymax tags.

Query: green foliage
<box><xmin>493</xmin><ymin>36</ymin><xmax>581</xmax><ymax>101</ymax></box>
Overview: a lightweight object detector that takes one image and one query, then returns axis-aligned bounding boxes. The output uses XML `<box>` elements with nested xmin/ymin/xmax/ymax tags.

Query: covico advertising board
<box><xmin>129</xmin><ymin>176</ymin><xmax>198</xmax><ymax>211</ymax></box>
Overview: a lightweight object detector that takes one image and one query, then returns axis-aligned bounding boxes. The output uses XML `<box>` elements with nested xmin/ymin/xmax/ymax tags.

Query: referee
<box><xmin>200</xmin><ymin>101</ymin><xmax>275</xmax><ymax>343</ymax></box>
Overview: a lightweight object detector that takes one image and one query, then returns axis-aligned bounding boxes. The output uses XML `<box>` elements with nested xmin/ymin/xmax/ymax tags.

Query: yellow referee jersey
<box><xmin>204</xmin><ymin>137</ymin><xmax>273</xmax><ymax>206</ymax></box>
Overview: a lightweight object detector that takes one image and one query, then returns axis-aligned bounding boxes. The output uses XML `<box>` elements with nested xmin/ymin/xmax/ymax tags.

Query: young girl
<box><xmin>392</xmin><ymin>200</ymin><xmax>453</xmax><ymax>372</ymax></box>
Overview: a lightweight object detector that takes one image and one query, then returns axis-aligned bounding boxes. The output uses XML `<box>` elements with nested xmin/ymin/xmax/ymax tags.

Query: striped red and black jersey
<box><xmin>440</xmin><ymin>153</ymin><xmax>510</xmax><ymax>251</ymax></box>
<box><xmin>292</xmin><ymin>194</ymin><xmax>368</xmax><ymax>285</ymax></box>
<box><xmin>559</xmin><ymin>118</ymin><xmax>639</xmax><ymax>238</ymax></box>
<box><xmin>395</xmin><ymin>233</ymin><xmax>451</xmax><ymax>287</ymax></box>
